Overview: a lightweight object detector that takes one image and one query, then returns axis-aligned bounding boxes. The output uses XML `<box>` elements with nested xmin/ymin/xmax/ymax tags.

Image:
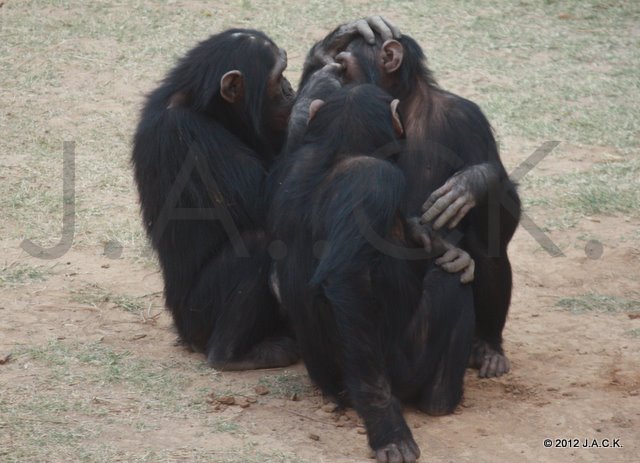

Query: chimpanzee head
<box><xmin>166</xmin><ymin>29</ymin><xmax>295</xmax><ymax>155</ymax></box>
<box><xmin>304</xmin><ymin>83</ymin><xmax>404</xmax><ymax>157</ymax></box>
<box><xmin>335</xmin><ymin>34</ymin><xmax>436</xmax><ymax>100</ymax></box>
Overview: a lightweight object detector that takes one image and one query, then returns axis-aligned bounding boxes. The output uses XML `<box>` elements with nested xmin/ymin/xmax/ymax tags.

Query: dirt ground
<box><xmin>1</xmin><ymin>1</ymin><xmax>639</xmax><ymax>462</ymax></box>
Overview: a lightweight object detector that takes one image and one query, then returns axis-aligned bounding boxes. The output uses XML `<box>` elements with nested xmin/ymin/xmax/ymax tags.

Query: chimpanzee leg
<box><xmin>414</xmin><ymin>267</ymin><xmax>475</xmax><ymax>415</ymax></box>
<box><xmin>186</xmin><ymin>230</ymin><xmax>298</xmax><ymax>370</ymax></box>
<box><xmin>469</xmin><ymin>249</ymin><xmax>513</xmax><ymax>378</ymax></box>
<box><xmin>324</xmin><ymin>272</ymin><xmax>420</xmax><ymax>462</ymax></box>
<box><xmin>312</xmin><ymin>157</ymin><xmax>420</xmax><ymax>462</ymax></box>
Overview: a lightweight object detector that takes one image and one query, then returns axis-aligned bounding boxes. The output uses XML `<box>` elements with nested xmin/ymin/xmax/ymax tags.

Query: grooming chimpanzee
<box><xmin>303</xmin><ymin>31</ymin><xmax>522</xmax><ymax>378</ymax></box>
<box><xmin>270</xmin><ymin>84</ymin><xmax>475</xmax><ymax>463</ymax></box>
<box><xmin>132</xmin><ymin>29</ymin><xmax>299</xmax><ymax>370</ymax></box>
<box><xmin>131</xmin><ymin>20</ymin><xmax>399</xmax><ymax>370</ymax></box>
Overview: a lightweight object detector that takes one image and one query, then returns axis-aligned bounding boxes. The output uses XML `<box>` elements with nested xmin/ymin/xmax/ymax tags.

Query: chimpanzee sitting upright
<box><xmin>132</xmin><ymin>29</ymin><xmax>298</xmax><ymax>370</ymax></box>
<box><xmin>301</xmin><ymin>31</ymin><xmax>522</xmax><ymax>378</ymax></box>
<box><xmin>270</xmin><ymin>84</ymin><xmax>475</xmax><ymax>463</ymax></box>
<box><xmin>131</xmin><ymin>20</ymin><xmax>400</xmax><ymax>370</ymax></box>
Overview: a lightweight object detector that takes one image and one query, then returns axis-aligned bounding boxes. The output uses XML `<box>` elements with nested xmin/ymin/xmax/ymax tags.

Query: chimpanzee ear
<box><xmin>220</xmin><ymin>70</ymin><xmax>245</xmax><ymax>103</ymax></box>
<box><xmin>380</xmin><ymin>40</ymin><xmax>403</xmax><ymax>74</ymax></box>
<box><xmin>390</xmin><ymin>99</ymin><xmax>404</xmax><ymax>136</ymax></box>
<box><xmin>308</xmin><ymin>99</ymin><xmax>325</xmax><ymax>122</ymax></box>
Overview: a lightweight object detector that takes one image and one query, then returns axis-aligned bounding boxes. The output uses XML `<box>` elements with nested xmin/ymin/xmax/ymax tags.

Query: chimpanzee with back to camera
<box><xmin>300</xmin><ymin>28</ymin><xmax>522</xmax><ymax>379</ymax></box>
<box><xmin>130</xmin><ymin>19</ymin><xmax>398</xmax><ymax>371</ymax></box>
<box><xmin>271</xmin><ymin>82</ymin><xmax>476</xmax><ymax>463</ymax></box>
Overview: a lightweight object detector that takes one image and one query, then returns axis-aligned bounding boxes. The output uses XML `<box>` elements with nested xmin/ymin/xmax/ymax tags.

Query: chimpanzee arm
<box><xmin>420</xmin><ymin>99</ymin><xmax>520</xmax><ymax>248</ymax></box>
<box><xmin>299</xmin><ymin>16</ymin><xmax>401</xmax><ymax>89</ymax></box>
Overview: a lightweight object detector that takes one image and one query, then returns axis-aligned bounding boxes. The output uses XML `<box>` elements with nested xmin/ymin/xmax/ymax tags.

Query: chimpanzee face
<box><xmin>265</xmin><ymin>47</ymin><xmax>295</xmax><ymax>134</ymax></box>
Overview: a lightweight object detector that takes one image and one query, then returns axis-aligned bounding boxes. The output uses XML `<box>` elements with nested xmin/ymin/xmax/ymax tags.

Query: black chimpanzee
<box><xmin>270</xmin><ymin>83</ymin><xmax>475</xmax><ymax>463</ymax></box>
<box><xmin>303</xmin><ymin>31</ymin><xmax>522</xmax><ymax>378</ymax></box>
<box><xmin>131</xmin><ymin>20</ymin><xmax>400</xmax><ymax>370</ymax></box>
<box><xmin>132</xmin><ymin>29</ymin><xmax>297</xmax><ymax>370</ymax></box>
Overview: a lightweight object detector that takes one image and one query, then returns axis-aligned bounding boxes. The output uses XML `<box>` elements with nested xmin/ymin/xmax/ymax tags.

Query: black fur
<box><xmin>345</xmin><ymin>34</ymin><xmax>521</xmax><ymax>374</ymax></box>
<box><xmin>132</xmin><ymin>29</ymin><xmax>297</xmax><ymax>370</ymax></box>
<box><xmin>270</xmin><ymin>84</ymin><xmax>474</xmax><ymax>456</ymax></box>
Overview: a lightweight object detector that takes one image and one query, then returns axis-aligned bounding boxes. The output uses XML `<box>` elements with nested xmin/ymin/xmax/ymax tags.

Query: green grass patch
<box><xmin>0</xmin><ymin>340</ymin><xmax>225</xmax><ymax>462</ymax></box>
<box><xmin>626</xmin><ymin>328</ymin><xmax>640</xmax><ymax>339</ymax></box>
<box><xmin>557</xmin><ymin>294</ymin><xmax>640</xmax><ymax>314</ymax></box>
<box><xmin>0</xmin><ymin>262</ymin><xmax>54</xmax><ymax>286</ymax></box>
<box><xmin>258</xmin><ymin>370</ymin><xmax>313</xmax><ymax>399</ymax></box>
<box><xmin>70</xmin><ymin>283</ymin><xmax>147</xmax><ymax>313</ymax></box>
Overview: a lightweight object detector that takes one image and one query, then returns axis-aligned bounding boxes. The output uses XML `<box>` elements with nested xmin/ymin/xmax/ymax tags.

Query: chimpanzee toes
<box><xmin>478</xmin><ymin>352</ymin><xmax>511</xmax><ymax>378</ymax></box>
<box><xmin>469</xmin><ymin>339</ymin><xmax>511</xmax><ymax>378</ymax></box>
<box><xmin>374</xmin><ymin>438</ymin><xmax>420</xmax><ymax>463</ymax></box>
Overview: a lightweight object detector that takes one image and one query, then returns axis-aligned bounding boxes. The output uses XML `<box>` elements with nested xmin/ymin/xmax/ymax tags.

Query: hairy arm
<box><xmin>420</xmin><ymin>98</ymin><xmax>521</xmax><ymax>245</ymax></box>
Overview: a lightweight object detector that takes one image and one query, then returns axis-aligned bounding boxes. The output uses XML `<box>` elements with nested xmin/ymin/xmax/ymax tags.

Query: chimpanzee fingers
<box><xmin>380</xmin><ymin>16</ymin><xmax>402</xmax><ymax>39</ymax></box>
<box><xmin>488</xmin><ymin>355</ymin><xmax>499</xmax><ymax>378</ymax></box>
<box><xmin>366</xmin><ymin>16</ymin><xmax>394</xmax><ymax>42</ymax></box>
<box><xmin>398</xmin><ymin>440</ymin><xmax>420</xmax><ymax>462</ymax></box>
<box><xmin>480</xmin><ymin>354</ymin><xmax>498</xmax><ymax>378</ymax></box>
<box><xmin>479</xmin><ymin>353</ymin><xmax>511</xmax><ymax>378</ymax></box>
<box><xmin>321</xmin><ymin>62</ymin><xmax>344</xmax><ymax>76</ymax></box>
<box><xmin>421</xmin><ymin>182</ymin><xmax>452</xmax><ymax>213</ymax></box>
<box><xmin>375</xmin><ymin>448</ymin><xmax>392</xmax><ymax>463</ymax></box>
<box><xmin>435</xmin><ymin>248</ymin><xmax>457</xmax><ymax>266</ymax></box>
<box><xmin>448</xmin><ymin>202</ymin><xmax>473</xmax><ymax>229</ymax></box>
<box><xmin>418</xmin><ymin>232</ymin><xmax>432</xmax><ymax>253</ymax></box>
<box><xmin>460</xmin><ymin>258</ymin><xmax>475</xmax><ymax>284</ymax></box>
<box><xmin>433</xmin><ymin>195</ymin><xmax>467</xmax><ymax>230</ymax></box>
<box><xmin>421</xmin><ymin>191</ymin><xmax>456</xmax><ymax>225</ymax></box>
<box><xmin>355</xmin><ymin>19</ymin><xmax>376</xmax><ymax>44</ymax></box>
<box><xmin>381</xmin><ymin>444</ymin><xmax>402</xmax><ymax>463</ymax></box>
<box><xmin>440</xmin><ymin>254</ymin><xmax>468</xmax><ymax>273</ymax></box>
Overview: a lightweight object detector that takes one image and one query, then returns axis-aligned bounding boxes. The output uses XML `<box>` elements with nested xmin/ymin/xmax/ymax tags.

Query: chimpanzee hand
<box><xmin>297</xmin><ymin>62</ymin><xmax>343</xmax><ymax>102</ymax></box>
<box><xmin>421</xmin><ymin>163</ymin><xmax>498</xmax><ymax>230</ymax></box>
<box><xmin>407</xmin><ymin>218</ymin><xmax>474</xmax><ymax>283</ymax></box>
<box><xmin>333</xmin><ymin>16</ymin><xmax>401</xmax><ymax>47</ymax></box>
<box><xmin>305</xmin><ymin>16</ymin><xmax>401</xmax><ymax>70</ymax></box>
<box><xmin>435</xmin><ymin>245</ymin><xmax>475</xmax><ymax>284</ymax></box>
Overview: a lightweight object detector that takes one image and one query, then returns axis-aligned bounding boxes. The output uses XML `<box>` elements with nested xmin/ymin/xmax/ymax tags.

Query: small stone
<box><xmin>308</xmin><ymin>433</ymin><xmax>320</xmax><ymax>441</ymax></box>
<box><xmin>218</xmin><ymin>396</ymin><xmax>236</xmax><ymax>405</ymax></box>
<box><xmin>0</xmin><ymin>353</ymin><xmax>12</xmax><ymax>365</ymax></box>
<box><xmin>322</xmin><ymin>403</ymin><xmax>338</xmax><ymax>413</ymax></box>
<box><xmin>357</xmin><ymin>428</ymin><xmax>367</xmax><ymax>435</ymax></box>
<box><xmin>254</xmin><ymin>385</ymin><xmax>270</xmax><ymax>396</ymax></box>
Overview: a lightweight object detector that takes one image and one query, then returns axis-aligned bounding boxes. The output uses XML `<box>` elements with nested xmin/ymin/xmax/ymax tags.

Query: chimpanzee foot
<box><xmin>208</xmin><ymin>336</ymin><xmax>299</xmax><ymax>371</ymax></box>
<box><xmin>469</xmin><ymin>338</ymin><xmax>510</xmax><ymax>378</ymax></box>
<box><xmin>372</xmin><ymin>438</ymin><xmax>421</xmax><ymax>463</ymax></box>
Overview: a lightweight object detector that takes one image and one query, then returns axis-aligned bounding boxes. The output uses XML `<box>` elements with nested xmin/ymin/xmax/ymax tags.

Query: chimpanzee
<box><xmin>302</xmin><ymin>30</ymin><xmax>522</xmax><ymax>378</ymax></box>
<box><xmin>130</xmin><ymin>20</ymin><xmax>400</xmax><ymax>370</ymax></box>
<box><xmin>270</xmin><ymin>83</ymin><xmax>475</xmax><ymax>463</ymax></box>
<box><xmin>131</xmin><ymin>29</ymin><xmax>298</xmax><ymax>370</ymax></box>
